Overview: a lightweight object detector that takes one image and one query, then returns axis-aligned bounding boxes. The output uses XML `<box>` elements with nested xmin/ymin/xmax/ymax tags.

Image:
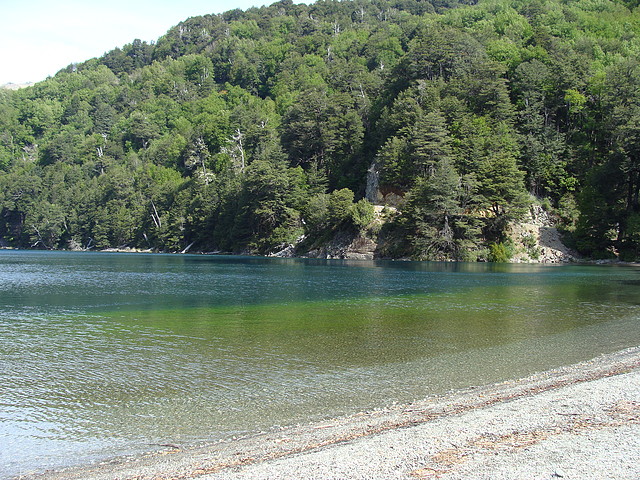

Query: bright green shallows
<box><xmin>118</xmin><ymin>282</ymin><xmax>617</xmax><ymax>367</ymax></box>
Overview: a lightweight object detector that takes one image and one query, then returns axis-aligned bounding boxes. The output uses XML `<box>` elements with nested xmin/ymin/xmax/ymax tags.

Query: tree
<box><xmin>410</xmin><ymin>109</ymin><xmax>452</xmax><ymax>178</ymax></box>
<box><xmin>226</xmin><ymin>158</ymin><xmax>307</xmax><ymax>253</ymax></box>
<box><xmin>281</xmin><ymin>87</ymin><xmax>364</xmax><ymax>189</ymax></box>
<box><xmin>574</xmin><ymin>57</ymin><xmax>640</xmax><ymax>259</ymax></box>
<box><xmin>512</xmin><ymin>60</ymin><xmax>571</xmax><ymax>198</ymax></box>
<box><xmin>184</xmin><ymin>136</ymin><xmax>212</xmax><ymax>182</ymax></box>
<box><xmin>476</xmin><ymin>127</ymin><xmax>528</xmax><ymax>218</ymax></box>
<box><xmin>404</xmin><ymin>157</ymin><xmax>471</xmax><ymax>260</ymax></box>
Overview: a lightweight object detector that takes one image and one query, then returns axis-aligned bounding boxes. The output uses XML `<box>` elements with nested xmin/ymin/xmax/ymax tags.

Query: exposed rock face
<box><xmin>295</xmin><ymin>206</ymin><xmax>398</xmax><ymax>260</ymax></box>
<box><xmin>269</xmin><ymin>243</ymin><xmax>299</xmax><ymax>258</ymax></box>
<box><xmin>508</xmin><ymin>205</ymin><xmax>579</xmax><ymax>263</ymax></box>
<box><xmin>365</xmin><ymin>160</ymin><xmax>381</xmax><ymax>204</ymax></box>
<box><xmin>365</xmin><ymin>164</ymin><xmax>405</xmax><ymax>207</ymax></box>
<box><xmin>303</xmin><ymin>232</ymin><xmax>377</xmax><ymax>260</ymax></box>
<box><xmin>344</xmin><ymin>236</ymin><xmax>378</xmax><ymax>260</ymax></box>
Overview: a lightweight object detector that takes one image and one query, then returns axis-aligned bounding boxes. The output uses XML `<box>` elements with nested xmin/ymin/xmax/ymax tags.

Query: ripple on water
<box><xmin>1</xmin><ymin>252</ymin><xmax>639</xmax><ymax>478</ymax></box>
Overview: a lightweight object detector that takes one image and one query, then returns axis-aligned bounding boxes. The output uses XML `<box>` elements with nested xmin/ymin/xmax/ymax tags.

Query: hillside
<box><xmin>0</xmin><ymin>0</ymin><xmax>639</xmax><ymax>261</ymax></box>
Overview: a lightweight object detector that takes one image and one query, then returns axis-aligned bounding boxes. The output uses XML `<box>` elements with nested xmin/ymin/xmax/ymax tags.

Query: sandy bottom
<box><xmin>29</xmin><ymin>346</ymin><xmax>640</xmax><ymax>480</ymax></box>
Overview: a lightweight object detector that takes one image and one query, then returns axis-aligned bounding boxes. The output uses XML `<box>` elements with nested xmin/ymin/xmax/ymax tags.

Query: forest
<box><xmin>1</xmin><ymin>0</ymin><xmax>639</xmax><ymax>261</ymax></box>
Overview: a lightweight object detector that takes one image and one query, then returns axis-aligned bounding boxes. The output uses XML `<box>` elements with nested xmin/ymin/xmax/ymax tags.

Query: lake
<box><xmin>1</xmin><ymin>251</ymin><xmax>639</xmax><ymax>478</ymax></box>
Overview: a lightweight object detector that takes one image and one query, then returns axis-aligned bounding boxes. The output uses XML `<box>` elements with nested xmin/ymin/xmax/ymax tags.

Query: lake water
<box><xmin>1</xmin><ymin>251</ymin><xmax>639</xmax><ymax>478</ymax></box>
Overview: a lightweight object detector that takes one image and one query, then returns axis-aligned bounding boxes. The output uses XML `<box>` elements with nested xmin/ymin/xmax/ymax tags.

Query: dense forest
<box><xmin>1</xmin><ymin>0</ymin><xmax>640</xmax><ymax>260</ymax></box>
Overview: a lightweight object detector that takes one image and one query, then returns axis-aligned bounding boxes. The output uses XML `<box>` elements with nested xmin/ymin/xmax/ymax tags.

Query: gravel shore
<box><xmin>29</xmin><ymin>346</ymin><xmax>640</xmax><ymax>480</ymax></box>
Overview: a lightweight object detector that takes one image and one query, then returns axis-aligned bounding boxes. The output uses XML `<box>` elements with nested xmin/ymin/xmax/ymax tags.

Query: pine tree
<box><xmin>410</xmin><ymin>110</ymin><xmax>452</xmax><ymax>178</ymax></box>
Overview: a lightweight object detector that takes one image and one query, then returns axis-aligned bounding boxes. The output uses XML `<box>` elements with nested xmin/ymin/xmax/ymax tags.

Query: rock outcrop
<box><xmin>508</xmin><ymin>205</ymin><xmax>579</xmax><ymax>263</ymax></box>
<box><xmin>272</xmin><ymin>204</ymin><xmax>577</xmax><ymax>263</ymax></box>
<box><xmin>302</xmin><ymin>232</ymin><xmax>376</xmax><ymax>260</ymax></box>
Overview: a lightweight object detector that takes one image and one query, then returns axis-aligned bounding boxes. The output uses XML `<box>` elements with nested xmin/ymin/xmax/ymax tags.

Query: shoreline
<box><xmin>2</xmin><ymin>247</ymin><xmax>639</xmax><ymax>266</ymax></box>
<box><xmin>28</xmin><ymin>346</ymin><xmax>640</xmax><ymax>480</ymax></box>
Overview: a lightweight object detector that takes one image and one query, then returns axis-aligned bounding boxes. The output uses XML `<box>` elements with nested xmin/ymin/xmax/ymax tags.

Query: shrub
<box><xmin>488</xmin><ymin>241</ymin><xmax>514</xmax><ymax>262</ymax></box>
<box><xmin>350</xmin><ymin>199</ymin><xmax>375</xmax><ymax>231</ymax></box>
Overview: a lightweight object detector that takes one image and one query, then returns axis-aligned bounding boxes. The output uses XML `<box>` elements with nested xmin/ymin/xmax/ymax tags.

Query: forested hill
<box><xmin>1</xmin><ymin>0</ymin><xmax>640</xmax><ymax>261</ymax></box>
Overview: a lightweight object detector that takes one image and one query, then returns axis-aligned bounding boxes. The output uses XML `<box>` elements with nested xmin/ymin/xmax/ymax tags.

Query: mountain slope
<box><xmin>0</xmin><ymin>0</ymin><xmax>639</xmax><ymax>260</ymax></box>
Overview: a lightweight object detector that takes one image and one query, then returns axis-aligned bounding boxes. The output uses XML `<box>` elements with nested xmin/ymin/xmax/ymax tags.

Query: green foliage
<box><xmin>488</xmin><ymin>241</ymin><xmax>515</xmax><ymax>262</ymax></box>
<box><xmin>350</xmin><ymin>199</ymin><xmax>375</xmax><ymax>232</ymax></box>
<box><xmin>302</xmin><ymin>189</ymin><xmax>375</xmax><ymax>248</ymax></box>
<box><xmin>555</xmin><ymin>194</ymin><xmax>580</xmax><ymax>228</ymax></box>
<box><xmin>521</xmin><ymin>233</ymin><xmax>541</xmax><ymax>259</ymax></box>
<box><xmin>402</xmin><ymin>157</ymin><xmax>485</xmax><ymax>260</ymax></box>
<box><xmin>1</xmin><ymin>0</ymin><xmax>640</xmax><ymax>259</ymax></box>
<box><xmin>327</xmin><ymin>188</ymin><xmax>355</xmax><ymax>226</ymax></box>
<box><xmin>619</xmin><ymin>212</ymin><xmax>640</xmax><ymax>260</ymax></box>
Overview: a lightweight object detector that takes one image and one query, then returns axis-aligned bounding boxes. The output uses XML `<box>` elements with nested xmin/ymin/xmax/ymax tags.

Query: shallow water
<box><xmin>0</xmin><ymin>251</ymin><xmax>639</xmax><ymax>477</ymax></box>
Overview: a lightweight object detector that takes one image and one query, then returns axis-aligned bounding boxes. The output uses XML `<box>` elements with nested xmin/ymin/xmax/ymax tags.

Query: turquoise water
<box><xmin>0</xmin><ymin>251</ymin><xmax>639</xmax><ymax>477</ymax></box>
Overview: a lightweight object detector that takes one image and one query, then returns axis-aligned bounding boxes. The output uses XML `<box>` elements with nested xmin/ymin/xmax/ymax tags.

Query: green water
<box><xmin>0</xmin><ymin>251</ymin><xmax>639</xmax><ymax>477</ymax></box>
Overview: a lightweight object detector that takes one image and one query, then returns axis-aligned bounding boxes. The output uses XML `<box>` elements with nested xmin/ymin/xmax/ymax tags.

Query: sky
<box><xmin>0</xmin><ymin>0</ymin><xmax>271</xmax><ymax>85</ymax></box>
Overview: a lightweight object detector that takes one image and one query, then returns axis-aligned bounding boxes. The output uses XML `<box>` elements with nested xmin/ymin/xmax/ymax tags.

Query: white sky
<box><xmin>0</xmin><ymin>0</ymin><xmax>271</xmax><ymax>85</ymax></box>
